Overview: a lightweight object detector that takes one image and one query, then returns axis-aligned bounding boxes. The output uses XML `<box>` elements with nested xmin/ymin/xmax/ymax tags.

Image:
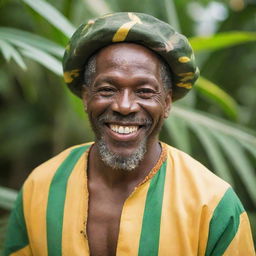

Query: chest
<box><xmin>86</xmin><ymin>184</ymin><xmax>130</xmax><ymax>256</ymax></box>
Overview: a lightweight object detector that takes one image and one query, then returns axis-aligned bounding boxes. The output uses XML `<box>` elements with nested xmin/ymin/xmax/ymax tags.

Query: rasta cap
<box><xmin>63</xmin><ymin>12</ymin><xmax>199</xmax><ymax>101</ymax></box>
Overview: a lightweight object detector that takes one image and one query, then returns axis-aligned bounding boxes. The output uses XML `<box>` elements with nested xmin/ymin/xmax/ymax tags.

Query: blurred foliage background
<box><xmin>0</xmin><ymin>0</ymin><xmax>256</xmax><ymax>252</ymax></box>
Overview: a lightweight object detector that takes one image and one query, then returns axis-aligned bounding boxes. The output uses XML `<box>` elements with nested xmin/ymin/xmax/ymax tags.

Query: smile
<box><xmin>109</xmin><ymin>124</ymin><xmax>139</xmax><ymax>134</ymax></box>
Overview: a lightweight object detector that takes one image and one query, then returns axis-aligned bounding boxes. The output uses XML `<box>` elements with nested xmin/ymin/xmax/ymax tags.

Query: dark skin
<box><xmin>82</xmin><ymin>43</ymin><xmax>172</xmax><ymax>256</ymax></box>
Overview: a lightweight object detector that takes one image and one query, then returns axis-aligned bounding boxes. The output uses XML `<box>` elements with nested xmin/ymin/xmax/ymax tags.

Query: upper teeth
<box><xmin>110</xmin><ymin>125</ymin><xmax>138</xmax><ymax>134</ymax></box>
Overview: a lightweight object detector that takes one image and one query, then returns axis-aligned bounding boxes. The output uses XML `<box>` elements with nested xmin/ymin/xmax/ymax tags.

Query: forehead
<box><xmin>94</xmin><ymin>43</ymin><xmax>162</xmax><ymax>77</ymax></box>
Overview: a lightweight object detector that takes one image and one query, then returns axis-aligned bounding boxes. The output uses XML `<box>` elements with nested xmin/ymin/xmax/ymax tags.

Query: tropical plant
<box><xmin>0</xmin><ymin>0</ymin><xmax>255</xmax><ymax>250</ymax></box>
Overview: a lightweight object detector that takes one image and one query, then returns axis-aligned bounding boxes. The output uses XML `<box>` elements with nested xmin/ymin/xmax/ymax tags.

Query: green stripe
<box><xmin>205</xmin><ymin>187</ymin><xmax>245</xmax><ymax>256</ymax></box>
<box><xmin>138</xmin><ymin>161</ymin><xmax>167</xmax><ymax>256</ymax></box>
<box><xmin>46</xmin><ymin>145</ymin><xmax>89</xmax><ymax>256</ymax></box>
<box><xmin>4</xmin><ymin>190</ymin><xmax>29</xmax><ymax>256</ymax></box>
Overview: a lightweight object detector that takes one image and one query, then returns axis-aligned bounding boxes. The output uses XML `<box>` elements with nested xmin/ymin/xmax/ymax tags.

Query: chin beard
<box><xmin>96</xmin><ymin>138</ymin><xmax>147</xmax><ymax>172</ymax></box>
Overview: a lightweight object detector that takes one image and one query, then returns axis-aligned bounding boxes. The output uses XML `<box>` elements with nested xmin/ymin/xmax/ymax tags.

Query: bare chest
<box><xmin>86</xmin><ymin>186</ymin><xmax>129</xmax><ymax>256</ymax></box>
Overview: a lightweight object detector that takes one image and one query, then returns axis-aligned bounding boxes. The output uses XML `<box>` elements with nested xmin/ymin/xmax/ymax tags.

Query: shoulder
<box><xmin>163</xmin><ymin>142</ymin><xmax>232</xmax><ymax>209</ymax></box>
<box><xmin>162</xmin><ymin>143</ymin><xmax>254</xmax><ymax>255</ymax></box>
<box><xmin>164</xmin><ymin>142</ymin><xmax>230</xmax><ymax>191</ymax></box>
<box><xmin>24</xmin><ymin>142</ymin><xmax>93</xmax><ymax>186</ymax></box>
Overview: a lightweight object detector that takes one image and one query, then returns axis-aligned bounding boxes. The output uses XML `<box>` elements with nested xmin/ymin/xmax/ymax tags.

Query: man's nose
<box><xmin>111</xmin><ymin>90</ymin><xmax>140</xmax><ymax>115</ymax></box>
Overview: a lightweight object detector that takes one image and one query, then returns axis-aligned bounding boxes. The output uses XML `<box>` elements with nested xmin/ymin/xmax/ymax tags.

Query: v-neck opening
<box><xmin>82</xmin><ymin>142</ymin><xmax>167</xmax><ymax>255</ymax></box>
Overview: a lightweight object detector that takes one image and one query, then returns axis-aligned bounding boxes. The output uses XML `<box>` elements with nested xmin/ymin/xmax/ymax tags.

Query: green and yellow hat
<box><xmin>63</xmin><ymin>12</ymin><xmax>199</xmax><ymax>101</ymax></box>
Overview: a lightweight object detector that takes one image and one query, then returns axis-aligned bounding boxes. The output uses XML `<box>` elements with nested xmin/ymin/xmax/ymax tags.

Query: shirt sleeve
<box><xmin>223</xmin><ymin>211</ymin><xmax>255</xmax><ymax>255</ymax></box>
<box><xmin>205</xmin><ymin>187</ymin><xmax>255</xmax><ymax>256</ymax></box>
<box><xmin>3</xmin><ymin>189</ymin><xmax>32</xmax><ymax>256</ymax></box>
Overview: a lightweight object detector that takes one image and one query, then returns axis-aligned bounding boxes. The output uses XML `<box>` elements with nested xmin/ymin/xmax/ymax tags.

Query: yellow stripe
<box><xmin>112</xmin><ymin>21</ymin><xmax>136</xmax><ymax>42</ymax></box>
<box><xmin>223</xmin><ymin>212</ymin><xmax>255</xmax><ymax>255</ymax></box>
<box><xmin>101</xmin><ymin>13</ymin><xmax>114</xmax><ymax>19</ymax></box>
<box><xmin>112</xmin><ymin>13</ymin><xmax>142</xmax><ymax>42</ymax></box>
<box><xmin>178</xmin><ymin>72</ymin><xmax>194</xmax><ymax>77</ymax></box>
<box><xmin>116</xmin><ymin>181</ymin><xmax>150</xmax><ymax>255</ymax></box>
<box><xmin>158</xmin><ymin>145</ymin><xmax>229</xmax><ymax>255</ymax></box>
<box><xmin>178</xmin><ymin>56</ymin><xmax>191</xmax><ymax>63</ymax></box>
<box><xmin>62</xmin><ymin>146</ymin><xmax>91</xmax><ymax>256</ymax></box>
<box><xmin>22</xmin><ymin>145</ymin><xmax>82</xmax><ymax>255</ymax></box>
<box><xmin>128</xmin><ymin>12</ymin><xmax>142</xmax><ymax>24</ymax></box>
<box><xmin>180</xmin><ymin>76</ymin><xmax>195</xmax><ymax>82</ymax></box>
<box><xmin>10</xmin><ymin>245</ymin><xmax>32</xmax><ymax>256</ymax></box>
<box><xmin>63</xmin><ymin>69</ymin><xmax>80</xmax><ymax>83</ymax></box>
<box><xmin>176</xmin><ymin>82</ymin><xmax>193</xmax><ymax>89</ymax></box>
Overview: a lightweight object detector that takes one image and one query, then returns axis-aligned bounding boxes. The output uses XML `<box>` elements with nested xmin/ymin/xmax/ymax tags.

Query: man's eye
<box><xmin>98</xmin><ymin>87</ymin><xmax>115</xmax><ymax>96</ymax></box>
<box><xmin>136</xmin><ymin>88</ymin><xmax>156</xmax><ymax>98</ymax></box>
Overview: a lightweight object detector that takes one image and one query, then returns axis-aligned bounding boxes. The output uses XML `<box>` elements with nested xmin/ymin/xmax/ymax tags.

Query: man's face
<box><xmin>83</xmin><ymin>43</ymin><xmax>172</xmax><ymax>170</ymax></box>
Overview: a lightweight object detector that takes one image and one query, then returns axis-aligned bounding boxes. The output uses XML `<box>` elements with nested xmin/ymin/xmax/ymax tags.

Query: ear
<box><xmin>164</xmin><ymin>89</ymin><xmax>172</xmax><ymax>118</ymax></box>
<box><xmin>81</xmin><ymin>86</ymin><xmax>89</xmax><ymax>112</ymax></box>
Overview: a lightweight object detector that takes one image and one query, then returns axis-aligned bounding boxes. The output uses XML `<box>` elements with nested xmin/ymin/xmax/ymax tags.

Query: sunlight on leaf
<box><xmin>195</xmin><ymin>76</ymin><xmax>238</xmax><ymax>119</ymax></box>
<box><xmin>22</xmin><ymin>0</ymin><xmax>75</xmax><ymax>37</ymax></box>
<box><xmin>19</xmin><ymin>43</ymin><xmax>62</xmax><ymax>75</ymax></box>
<box><xmin>190</xmin><ymin>31</ymin><xmax>256</xmax><ymax>52</ymax></box>
<box><xmin>0</xmin><ymin>39</ymin><xmax>27</xmax><ymax>70</ymax></box>
<box><xmin>84</xmin><ymin>0</ymin><xmax>112</xmax><ymax>16</ymax></box>
<box><xmin>0</xmin><ymin>27</ymin><xmax>64</xmax><ymax>58</ymax></box>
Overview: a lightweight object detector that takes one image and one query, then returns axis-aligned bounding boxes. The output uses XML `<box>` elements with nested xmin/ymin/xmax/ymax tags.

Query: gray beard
<box><xmin>96</xmin><ymin>138</ymin><xmax>147</xmax><ymax>171</ymax></box>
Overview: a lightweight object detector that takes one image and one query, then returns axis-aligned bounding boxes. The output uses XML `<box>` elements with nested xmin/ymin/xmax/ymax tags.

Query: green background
<box><xmin>0</xmin><ymin>0</ymin><xmax>255</xmax><ymax>252</ymax></box>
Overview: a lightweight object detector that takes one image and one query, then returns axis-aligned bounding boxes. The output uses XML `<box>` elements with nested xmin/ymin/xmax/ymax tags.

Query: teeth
<box><xmin>119</xmin><ymin>126</ymin><xmax>124</xmax><ymax>133</ymax></box>
<box><xmin>124</xmin><ymin>127</ymin><xmax>129</xmax><ymax>133</ymax></box>
<box><xmin>110</xmin><ymin>125</ymin><xmax>138</xmax><ymax>134</ymax></box>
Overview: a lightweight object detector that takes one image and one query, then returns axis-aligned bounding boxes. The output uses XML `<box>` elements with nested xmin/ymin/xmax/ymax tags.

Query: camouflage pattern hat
<box><xmin>63</xmin><ymin>12</ymin><xmax>199</xmax><ymax>101</ymax></box>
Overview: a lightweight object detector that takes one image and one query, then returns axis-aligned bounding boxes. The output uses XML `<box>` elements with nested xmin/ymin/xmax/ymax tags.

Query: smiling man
<box><xmin>4</xmin><ymin>12</ymin><xmax>255</xmax><ymax>256</ymax></box>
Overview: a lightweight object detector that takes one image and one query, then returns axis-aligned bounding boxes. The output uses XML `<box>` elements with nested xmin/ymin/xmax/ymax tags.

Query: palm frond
<box><xmin>190</xmin><ymin>31</ymin><xmax>256</xmax><ymax>52</ymax></box>
<box><xmin>22</xmin><ymin>0</ymin><xmax>75</xmax><ymax>37</ymax></box>
<box><xmin>167</xmin><ymin>106</ymin><xmax>256</xmax><ymax>206</ymax></box>
<box><xmin>0</xmin><ymin>39</ymin><xmax>27</xmax><ymax>70</ymax></box>
<box><xmin>0</xmin><ymin>27</ymin><xmax>64</xmax><ymax>58</ymax></box>
<box><xmin>195</xmin><ymin>77</ymin><xmax>238</xmax><ymax>120</ymax></box>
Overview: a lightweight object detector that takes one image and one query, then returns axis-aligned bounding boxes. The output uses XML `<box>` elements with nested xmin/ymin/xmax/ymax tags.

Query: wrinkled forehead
<box><xmin>94</xmin><ymin>42</ymin><xmax>163</xmax><ymax>74</ymax></box>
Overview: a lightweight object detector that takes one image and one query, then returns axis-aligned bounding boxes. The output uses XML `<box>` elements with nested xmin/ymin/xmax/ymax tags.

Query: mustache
<box><xmin>98</xmin><ymin>113</ymin><xmax>152</xmax><ymax>126</ymax></box>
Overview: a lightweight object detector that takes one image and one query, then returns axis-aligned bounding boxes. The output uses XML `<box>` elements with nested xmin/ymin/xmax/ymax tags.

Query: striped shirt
<box><xmin>4</xmin><ymin>142</ymin><xmax>255</xmax><ymax>255</ymax></box>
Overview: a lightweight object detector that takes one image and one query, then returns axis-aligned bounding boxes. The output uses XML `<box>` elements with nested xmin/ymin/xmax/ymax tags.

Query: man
<box><xmin>4</xmin><ymin>12</ymin><xmax>255</xmax><ymax>256</ymax></box>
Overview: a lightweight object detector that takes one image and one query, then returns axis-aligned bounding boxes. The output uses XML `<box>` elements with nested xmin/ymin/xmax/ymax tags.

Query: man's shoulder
<box><xmin>163</xmin><ymin>143</ymin><xmax>231</xmax><ymax>200</ymax></box>
<box><xmin>25</xmin><ymin>142</ymin><xmax>93</xmax><ymax>184</ymax></box>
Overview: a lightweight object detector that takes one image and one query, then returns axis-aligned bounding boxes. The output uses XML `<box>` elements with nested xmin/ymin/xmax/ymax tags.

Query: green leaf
<box><xmin>0</xmin><ymin>186</ymin><xmax>18</xmax><ymax>210</ymax></box>
<box><xmin>172</xmin><ymin>106</ymin><xmax>256</xmax><ymax>146</ymax></box>
<box><xmin>20</xmin><ymin>45</ymin><xmax>62</xmax><ymax>75</ymax></box>
<box><xmin>163</xmin><ymin>0</ymin><xmax>181</xmax><ymax>31</ymax></box>
<box><xmin>84</xmin><ymin>0</ymin><xmax>112</xmax><ymax>16</ymax></box>
<box><xmin>189</xmin><ymin>123</ymin><xmax>234</xmax><ymax>185</ymax></box>
<box><xmin>211</xmin><ymin>133</ymin><xmax>256</xmax><ymax>206</ymax></box>
<box><xmin>0</xmin><ymin>27</ymin><xmax>64</xmax><ymax>58</ymax></box>
<box><xmin>195</xmin><ymin>76</ymin><xmax>238</xmax><ymax>119</ymax></box>
<box><xmin>240</xmin><ymin>141</ymin><xmax>256</xmax><ymax>159</ymax></box>
<box><xmin>0</xmin><ymin>39</ymin><xmax>27</xmax><ymax>70</ymax></box>
<box><xmin>9</xmin><ymin>40</ymin><xmax>62</xmax><ymax>75</ymax></box>
<box><xmin>0</xmin><ymin>39</ymin><xmax>12</xmax><ymax>61</ymax></box>
<box><xmin>164</xmin><ymin>115</ymin><xmax>192</xmax><ymax>154</ymax></box>
<box><xmin>190</xmin><ymin>31</ymin><xmax>256</xmax><ymax>52</ymax></box>
<box><xmin>22</xmin><ymin>0</ymin><xmax>75</xmax><ymax>37</ymax></box>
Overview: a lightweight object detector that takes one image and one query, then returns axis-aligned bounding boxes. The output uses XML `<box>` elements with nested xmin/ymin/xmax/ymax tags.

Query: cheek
<box><xmin>139</xmin><ymin>97</ymin><xmax>166</xmax><ymax>121</ymax></box>
<box><xmin>87</xmin><ymin>95</ymin><xmax>112</xmax><ymax>117</ymax></box>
